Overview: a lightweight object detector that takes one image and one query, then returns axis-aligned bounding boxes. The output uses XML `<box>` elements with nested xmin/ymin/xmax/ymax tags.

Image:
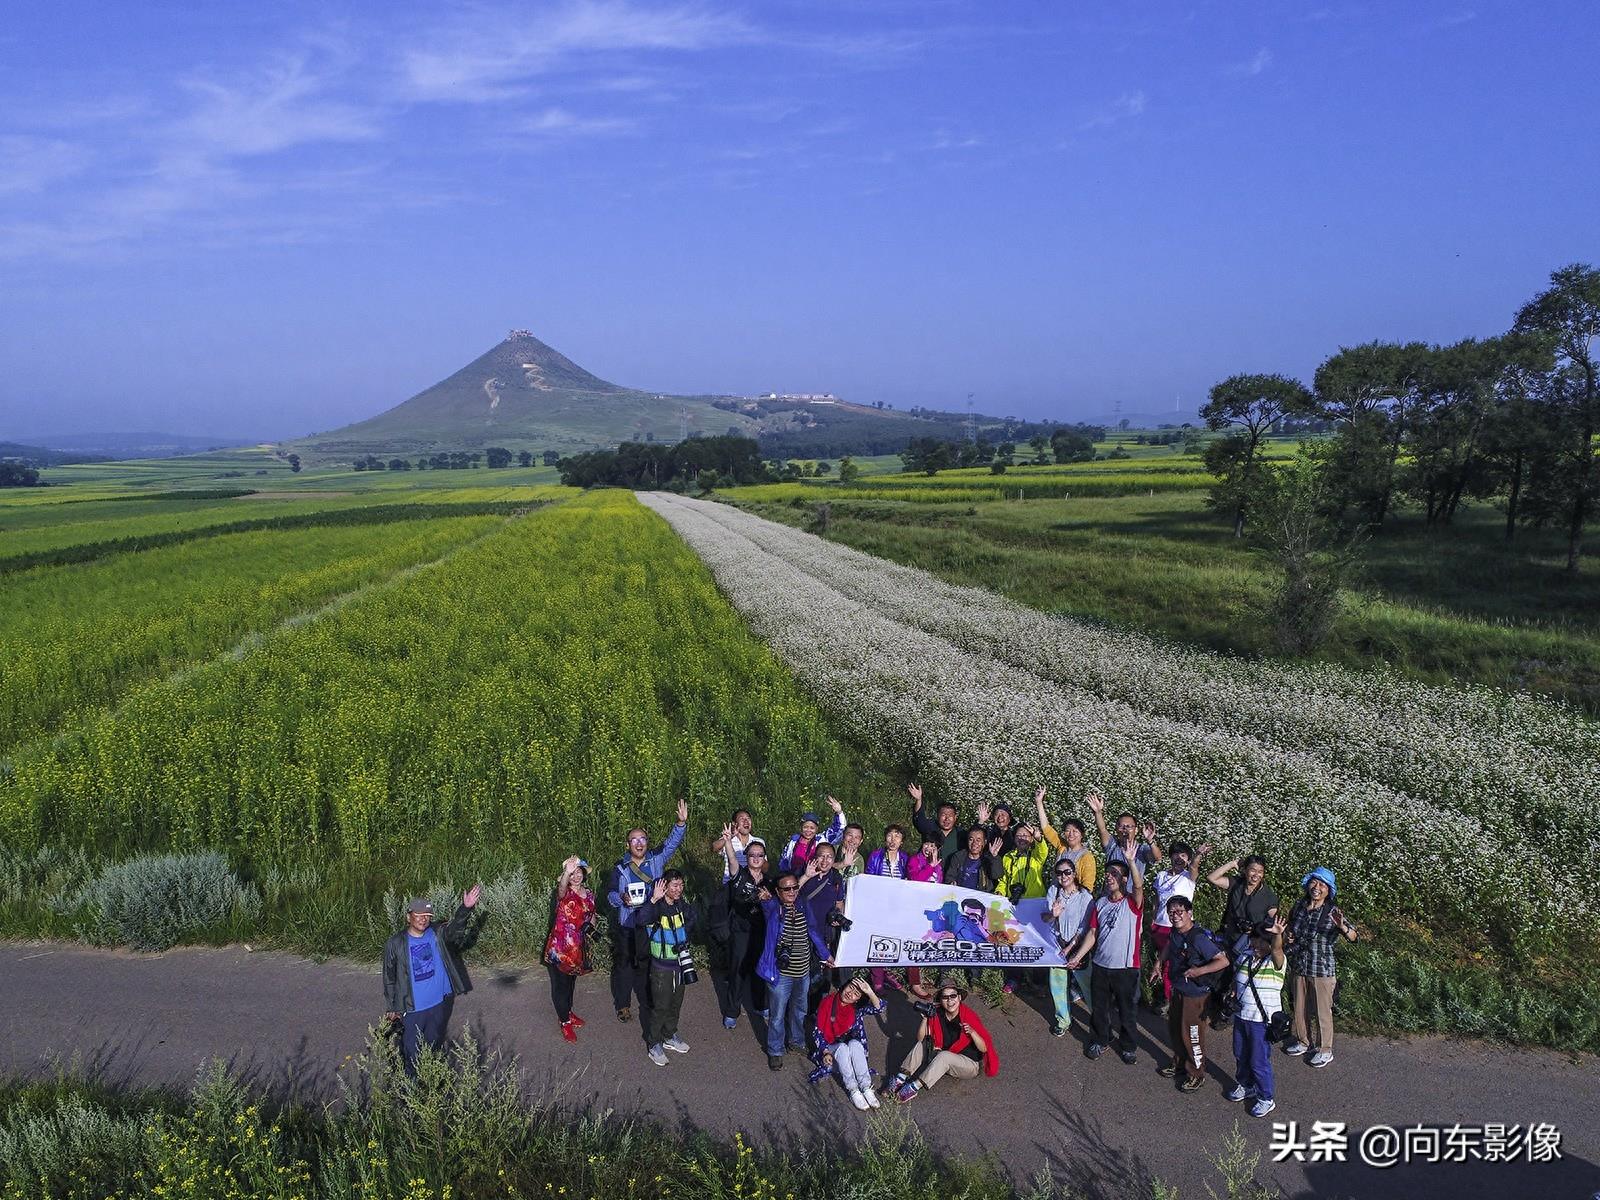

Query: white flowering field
<box><xmin>641</xmin><ymin>493</ymin><xmax>1600</xmax><ymax>950</ymax></box>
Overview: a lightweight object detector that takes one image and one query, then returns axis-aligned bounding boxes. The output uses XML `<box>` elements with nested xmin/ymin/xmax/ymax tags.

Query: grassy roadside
<box><xmin>0</xmin><ymin>1032</ymin><xmax>1281</xmax><ymax>1200</ymax></box>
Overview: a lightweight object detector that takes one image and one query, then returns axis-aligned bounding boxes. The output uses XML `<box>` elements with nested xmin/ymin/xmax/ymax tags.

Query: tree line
<box><xmin>557</xmin><ymin>435</ymin><xmax>770</xmax><ymax>489</ymax></box>
<box><xmin>352</xmin><ymin>449</ymin><xmax>564</xmax><ymax>472</ymax></box>
<box><xmin>900</xmin><ymin>424</ymin><xmax>1108</xmax><ymax>475</ymax></box>
<box><xmin>1203</xmin><ymin>263</ymin><xmax>1599</xmax><ymax>571</ymax></box>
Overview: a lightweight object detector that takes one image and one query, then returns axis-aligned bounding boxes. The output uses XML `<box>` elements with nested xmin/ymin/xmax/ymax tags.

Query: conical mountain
<box><xmin>293</xmin><ymin>330</ymin><xmax>755</xmax><ymax>460</ymax></box>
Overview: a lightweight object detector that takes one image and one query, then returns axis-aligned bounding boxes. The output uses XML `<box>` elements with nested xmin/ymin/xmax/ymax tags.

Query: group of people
<box><xmin>385</xmin><ymin>787</ymin><xmax>1358</xmax><ymax>1119</ymax></box>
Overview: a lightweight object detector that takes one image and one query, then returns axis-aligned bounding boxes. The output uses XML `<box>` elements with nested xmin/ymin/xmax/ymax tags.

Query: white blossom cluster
<box><xmin>641</xmin><ymin>493</ymin><xmax>1598</xmax><ymax>947</ymax></box>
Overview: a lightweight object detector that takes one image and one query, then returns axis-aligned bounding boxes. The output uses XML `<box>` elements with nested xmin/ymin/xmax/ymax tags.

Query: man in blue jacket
<box><xmin>608</xmin><ymin>797</ymin><xmax>689</xmax><ymax>1025</ymax></box>
<box><xmin>758</xmin><ymin>871</ymin><xmax>834</xmax><ymax>1071</ymax></box>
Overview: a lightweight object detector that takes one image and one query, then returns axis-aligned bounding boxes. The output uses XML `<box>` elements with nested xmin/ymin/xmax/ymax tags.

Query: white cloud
<box><xmin>399</xmin><ymin>0</ymin><xmax>751</xmax><ymax>104</ymax></box>
<box><xmin>0</xmin><ymin>136</ymin><xmax>89</xmax><ymax>196</ymax></box>
<box><xmin>1079</xmin><ymin>90</ymin><xmax>1147</xmax><ymax>130</ymax></box>
<box><xmin>517</xmin><ymin>107</ymin><xmax>637</xmax><ymax>137</ymax></box>
<box><xmin>1226</xmin><ymin>47</ymin><xmax>1273</xmax><ymax>78</ymax></box>
<box><xmin>176</xmin><ymin>55</ymin><xmax>381</xmax><ymax>157</ymax></box>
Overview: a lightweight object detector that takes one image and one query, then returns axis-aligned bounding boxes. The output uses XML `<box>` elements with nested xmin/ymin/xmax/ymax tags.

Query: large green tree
<box><xmin>1513</xmin><ymin>263</ymin><xmax>1600</xmax><ymax>572</ymax></box>
<box><xmin>1312</xmin><ymin>341</ymin><xmax>1429</xmax><ymax>527</ymax></box>
<box><xmin>1201</xmin><ymin>373</ymin><xmax>1314</xmax><ymax>536</ymax></box>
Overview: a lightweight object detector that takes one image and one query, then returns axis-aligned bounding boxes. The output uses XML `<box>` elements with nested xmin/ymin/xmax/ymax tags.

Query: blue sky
<box><xmin>2</xmin><ymin>0</ymin><xmax>1595</xmax><ymax>438</ymax></box>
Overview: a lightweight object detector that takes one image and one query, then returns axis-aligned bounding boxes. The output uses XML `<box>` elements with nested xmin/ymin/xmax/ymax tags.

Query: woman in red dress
<box><xmin>544</xmin><ymin>855</ymin><xmax>596</xmax><ymax>1041</ymax></box>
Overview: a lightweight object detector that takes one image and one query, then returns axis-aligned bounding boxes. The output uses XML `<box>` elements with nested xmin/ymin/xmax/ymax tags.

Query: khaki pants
<box><xmin>898</xmin><ymin>1042</ymin><xmax>981</xmax><ymax>1089</ymax></box>
<box><xmin>1291</xmin><ymin>974</ymin><xmax>1336</xmax><ymax>1052</ymax></box>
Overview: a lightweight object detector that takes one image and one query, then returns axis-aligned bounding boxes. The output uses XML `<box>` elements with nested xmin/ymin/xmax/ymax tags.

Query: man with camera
<box><xmin>636</xmin><ymin>868</ymin><xmax>698</xmax><ymax>1067</ymax></box>
<box><xmin>1150</xmin><ymin>894</ymin><xmax>1228</xmax><ymax>1093</ymax></box>
<box><xmin>607</xmin><ymin>798</ymin><xmax>689</xmax><ymax>1024</ymax></box>
<box><xmin>717</xmin><ymin>831</ymin><xmax>772</xmax><ymax>1029</ymax></box>
<box><xmin>759</xmin><ymin>871</ymin><xmax>834</xmax><ymax>1071</ymax></box>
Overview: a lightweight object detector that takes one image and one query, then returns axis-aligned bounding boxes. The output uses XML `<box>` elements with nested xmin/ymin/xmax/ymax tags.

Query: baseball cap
<box><xmin>405</xmin><ymin>898</ymin><xmax>434</xmax><ymax>915</ymax></box>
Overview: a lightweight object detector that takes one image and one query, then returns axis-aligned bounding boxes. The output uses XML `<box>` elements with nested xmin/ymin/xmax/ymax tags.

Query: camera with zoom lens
<box><xmin>1008</xmin><ymin>883</ymin><xmax>1026</xmax><ymax>905</ymax></box>
<box><xmin>678</xmin><ymin>946</ymin><xmax>698</xmax><ymax>984</ymax></box>
<box><xmin>825</xmin><ymin>910</ymin><xmax>852</xmax><ymax>932</ymax></box>
<box><xmin>912</xmin><ymin>999</ymin><xmax>936</xmax><ymax>1018</ymax></box>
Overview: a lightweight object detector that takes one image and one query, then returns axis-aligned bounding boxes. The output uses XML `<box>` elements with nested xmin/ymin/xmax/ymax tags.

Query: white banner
<box><xmin>834</xmin><ymin>874</ymin><xmax>1068</xmax><ymax>968</ymax></box>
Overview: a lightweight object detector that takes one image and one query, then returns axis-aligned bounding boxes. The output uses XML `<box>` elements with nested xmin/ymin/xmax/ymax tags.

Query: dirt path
<box><xmin>4</xmin><ymin>943</ymin><xmax>1595</xmax><ymax>1199</ymax></box>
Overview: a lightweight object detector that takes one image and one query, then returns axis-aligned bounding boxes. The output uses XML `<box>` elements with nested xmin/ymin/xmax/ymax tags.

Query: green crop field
<box><xmin>3</xmin><ymin>448</ymin><xmax>1597</xmax><ymax>1050</ymax></box>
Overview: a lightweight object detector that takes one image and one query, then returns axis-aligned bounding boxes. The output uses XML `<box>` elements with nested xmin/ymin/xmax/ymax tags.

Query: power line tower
<box><xmin>679</xmin><ymin>409</ymin><xmax>689</xmax><ymax>441</ymax></box>
<box><xmin>966</xmin><ymin>393</ymin><xmax>977</xmax><ymax>443</ymax></box>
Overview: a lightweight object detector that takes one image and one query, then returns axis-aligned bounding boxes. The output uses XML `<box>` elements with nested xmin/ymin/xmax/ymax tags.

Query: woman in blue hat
<box><xmin>1283</xmin><ymin>866</ymin><xmax>1358</xmax><ymax>1067</ymax></box>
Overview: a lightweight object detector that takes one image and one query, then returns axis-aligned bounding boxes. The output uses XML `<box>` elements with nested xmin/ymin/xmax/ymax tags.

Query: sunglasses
<box><xmin>1055</xmin><ymin>868</ymin><xmax>1075</xmax><ymax>876</ymax></box>
<box><xmin>777</xmin><ymin>884</ymin><xmax>799</xmax><ymax>892</ymax></box>
<box><xmin>939</xmin><ymin>993</ymin><xmax>962</xmax><ymax>1001</ymax></box>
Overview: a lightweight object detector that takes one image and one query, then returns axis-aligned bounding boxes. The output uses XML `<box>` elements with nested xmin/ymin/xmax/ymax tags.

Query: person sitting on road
<box><xmin>778</xmin><ymin>796</ymin><xmax>846</xmax><ymax>873</ymax></box>
<box><xmin>809</xmin><ymin>974</ymin><xmax>886</xmax><ymax>1109</ymax></box>
<box><xmin>382</xmin><ymin>885</ymin><xmax>484</xmax><ymax>1076</ymax></box>
<box><xmin>1282</xmin><ymin>866</ymin><xmax>1356</xmax><ymax>1068</ymax></box>
<box><xmin>1230</xmin><ymin>915</ymin><xmax>1289</xmax><ymax>1118</ymax></box>
<box><xmin>543</xmin><ymin>857</ymin><xmax>595</xmax><ymax>1042</ymax></box>
<box><xmin>885</xmin><ymin>978</ymin><xmax>999</xmax><ymax>1103</ymax></box>
<box><xmin>1152</xmin><ymin>894</ymin><xmax>1228</xmax><ymax>1093</ymax></box>
<box><xmin>607</xmin><ymin>798</ymin><xmax>689</xmax><ymax>1024</ymax></box>
<box><xmin>636</xmin><ymin>869</ymin><xmax>697</xmax><ymax>1067</ymax></box>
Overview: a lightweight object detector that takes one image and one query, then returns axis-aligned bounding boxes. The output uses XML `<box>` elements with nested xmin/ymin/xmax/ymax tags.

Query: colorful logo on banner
<box><xmin>836</xmin><ymin>875</ymin><xmax>1065</xmax><ymax>967</ymax></box>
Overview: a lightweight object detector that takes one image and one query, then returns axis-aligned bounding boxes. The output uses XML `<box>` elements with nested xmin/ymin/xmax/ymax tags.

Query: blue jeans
<box><xmin>400</xmin><ymin>995</ymin><xmax>454</xmax><ymax>1076</ymax></box>
<box><xmin>766</xmin><ymin>972</ymin><xmax>811</xmax><ymax>1057</ymax></box>
<box><xmin>1233</xmin><ymin>1017</ymin><xmax>1274</xmax><ymax>1100</ymax></box>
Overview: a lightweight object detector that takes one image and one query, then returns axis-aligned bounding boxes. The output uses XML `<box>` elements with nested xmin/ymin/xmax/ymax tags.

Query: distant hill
<box><xmin>291</xmin><ymin>331</ymin><xmax>761</xmax><ymax>461</ymax></box>
<box><xmin>16</xmin><ymin>432</ymin><xmax>260</xmax><ymax>458</ymax></box>
<box><xmin>291</xmin><ymin>330</ymin><xmax>1076</xmax><ymax>463</ymax></box>
<box><xmin>0</xmin><ymin>440</ymin><xmax>112</xmax><ymax>467</ymax></box>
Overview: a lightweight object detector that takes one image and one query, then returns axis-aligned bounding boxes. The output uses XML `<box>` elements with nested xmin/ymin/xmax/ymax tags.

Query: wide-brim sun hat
<box><xmin>1300</xmin><ymin>866</ymin><xmax>1337</xmax><ymax>897</ymax></box>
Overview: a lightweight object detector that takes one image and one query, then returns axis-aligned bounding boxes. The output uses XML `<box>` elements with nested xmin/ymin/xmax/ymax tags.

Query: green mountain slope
<box><xmin>293</xmin><ymin>331</ymin><xmax>757</xmax><ymax>460</ymax></box>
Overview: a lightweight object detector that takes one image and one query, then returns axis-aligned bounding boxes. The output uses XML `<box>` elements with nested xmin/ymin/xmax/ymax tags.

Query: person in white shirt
<box><xmin>1229</xmin><ymin>915</ymin><xmax>1288</xmax><ymax>1118</ymax></box>
<box><xmin>1149</xmin><ymin>841</ymin><xmax>1209</xmax><ymax>1015</ymax></box>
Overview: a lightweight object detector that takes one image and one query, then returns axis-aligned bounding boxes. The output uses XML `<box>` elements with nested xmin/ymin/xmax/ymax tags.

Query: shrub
<box><xmin>0</xmin><ymin>844</ymin><xmax>95</xmax><ymax>911</ymax></box>
<box><xmin>76</xmin><ymin>851</ymin><xmax>260</xmax><ymax>951</ymax></box>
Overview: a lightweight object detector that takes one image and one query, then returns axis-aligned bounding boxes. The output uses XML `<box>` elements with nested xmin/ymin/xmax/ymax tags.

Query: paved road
<box><xmin>3</xmin><ymin>942</ymin><xmax>1596</xmax><ymax>1199</ymax></box>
